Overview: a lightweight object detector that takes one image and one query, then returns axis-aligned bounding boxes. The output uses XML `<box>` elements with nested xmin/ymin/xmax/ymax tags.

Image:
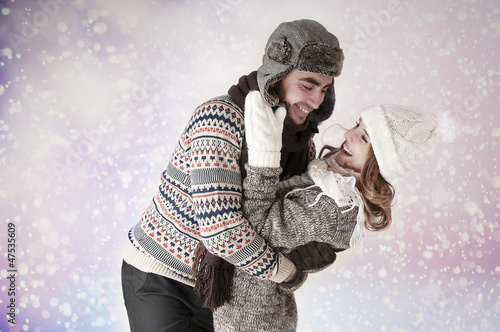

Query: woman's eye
<box><xmin>355</xmin><ymin>121</ymin><xmax>360</xmax><ymax>127</ymax></box>
<box><xmin>362</xmin><ymin>136</ymin><xmax>368</xmax><ymax>143</ymax></box>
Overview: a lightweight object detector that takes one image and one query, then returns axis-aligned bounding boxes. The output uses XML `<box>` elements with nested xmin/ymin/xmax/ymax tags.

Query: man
<box><xmin>122</xmin><ymin>19</ymin><xmax>344</xmax><ymax>332</ymax></box>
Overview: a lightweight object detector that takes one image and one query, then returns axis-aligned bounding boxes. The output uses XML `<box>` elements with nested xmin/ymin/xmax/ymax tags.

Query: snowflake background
<box><xmin>0</xmin><ymin>0</ymin><xmax>499</xmax><ymax>331</ymax></box>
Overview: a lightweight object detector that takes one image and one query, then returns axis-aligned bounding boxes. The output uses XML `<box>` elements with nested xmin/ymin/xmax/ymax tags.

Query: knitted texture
<box><xmin>228</xmin><ymin>71</ymin><xmax>318</xmax><ymax>181</ymax></box>
<box><xmin>245</xmin><ymin>91</ymin><xmax>286</xmax><ymax>168</ymax></box>
<box><xmin>257</xmin><ymin>19</ymin><xmax>344</xmax><ymax>108</ymax></box>
<box><xmin>361</xmin><ymin>104</ymin><xmax>439</xmax><ymax>184</ymax></box>
<box><xmin>126</xmin><ymin>95</ymin><xmax>294</xmax><ymax>284</ymax></box>
<box><xmin>214</xmin><ymin>165</ymin><xmax>358</xmax><ymax>331</ymax></box>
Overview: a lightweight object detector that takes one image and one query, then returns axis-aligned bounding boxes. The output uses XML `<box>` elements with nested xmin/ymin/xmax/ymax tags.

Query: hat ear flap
<box><xmin>266</xmin><ymin>37</ymin><xmax>291</xmax><ymax>64</ymax></box>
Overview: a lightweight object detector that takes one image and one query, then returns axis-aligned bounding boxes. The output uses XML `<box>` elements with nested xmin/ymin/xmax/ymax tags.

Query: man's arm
<box><xmin>190</xmin><ymin>97</ymin><xmax>294</xmax><ymax>282</ymax></box>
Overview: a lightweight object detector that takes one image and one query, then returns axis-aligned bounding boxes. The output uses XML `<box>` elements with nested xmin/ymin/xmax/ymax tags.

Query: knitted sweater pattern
<box><xmin>213</xmin><ymin>165</ymin><xmax>358</xmax><ymax>332</ymax></box>
<box><xmin>125</xmin><ymin>95</ymin><xmax>289</xmax><ymax>285</ymax></box>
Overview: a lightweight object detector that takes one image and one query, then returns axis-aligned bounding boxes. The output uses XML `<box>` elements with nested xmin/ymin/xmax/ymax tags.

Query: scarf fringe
<box><xmin>192</xmin><ymin>242</ymin><xmax>234</xmax><ymax>310</ymax></box>
<box><xmin>306</xmin><ymin>155</ymin><xmax>367</xmax><ymax>248</ymax></box>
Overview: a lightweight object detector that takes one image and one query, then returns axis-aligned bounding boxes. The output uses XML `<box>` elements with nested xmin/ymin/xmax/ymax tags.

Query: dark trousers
<box><xmin>121</xmin><ymin>260</ymin><xmax>214</xmax><ymax>332</ymax></box>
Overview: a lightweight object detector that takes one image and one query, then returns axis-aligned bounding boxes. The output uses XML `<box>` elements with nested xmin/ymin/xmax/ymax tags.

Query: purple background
<box><xmin>0</xmin><ymin>0</ymin><xmax>499</xmax><ymax>331</ymax></box>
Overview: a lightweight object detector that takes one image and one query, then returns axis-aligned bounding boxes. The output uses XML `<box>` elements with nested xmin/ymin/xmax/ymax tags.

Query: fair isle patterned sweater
<box><xmin>124</xmin><ymin>95</ymin><xmax>297</xmax><ymax>285</ymax></box>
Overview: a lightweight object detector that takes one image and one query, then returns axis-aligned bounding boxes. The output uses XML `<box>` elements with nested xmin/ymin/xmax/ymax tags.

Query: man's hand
<box><xmin>283</xmin><ymin>266</ymin><xmax>298</xmax><ymax>283</ymax></box>
<box><xmin>289</xmin><ymin>241</ymin><xmax>341</xmax><ymax>272</ymax></box>
<box><xmin>280</xmin><ymin>265</ymin><xmax>307</xmax><ymax>292</ymax></box>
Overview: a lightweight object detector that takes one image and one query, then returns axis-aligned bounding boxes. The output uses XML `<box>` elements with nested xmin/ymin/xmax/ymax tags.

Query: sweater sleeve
<box><xmin>190</xmin><ymin>99</ymin><xmax>294</xmax><ymax>283</ymax></box>
<box><xmin>243</xmin><ymin>164</ymin><xmax>356</xmax><ymax>251</ymax></box>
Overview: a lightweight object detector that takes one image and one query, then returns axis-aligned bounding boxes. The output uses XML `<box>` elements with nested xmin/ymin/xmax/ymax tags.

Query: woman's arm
<box><xmin>243</xmin><ymin>91</ymin><xmax>348</xmax><ymax>276</ymax></box>
<box><xmin>243</xmin><ymin>164</ymin><xmax>356</xmax><ymax>251</ymax></box>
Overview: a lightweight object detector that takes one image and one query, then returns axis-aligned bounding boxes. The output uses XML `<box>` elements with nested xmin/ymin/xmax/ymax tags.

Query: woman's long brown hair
<box><xmin>319</xmin><ymin>145</ymin><xmax>395</xmax><ymax>232</ymax></box>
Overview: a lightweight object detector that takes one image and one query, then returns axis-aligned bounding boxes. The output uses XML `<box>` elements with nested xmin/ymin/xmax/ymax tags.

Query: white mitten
<box><xmin>245</xmin><ymin>91</ymin><xmax>286</xmax><ymax>168</ymax></box>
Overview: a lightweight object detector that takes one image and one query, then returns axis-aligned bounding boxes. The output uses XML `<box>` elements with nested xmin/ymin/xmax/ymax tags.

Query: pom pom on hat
<box><xmin>361</xmin><ymin>104</ymin><xmax>439</xmax><ymax>184</ymax></box>
<box><xmin>435</xmin><ymin>110</ymin><xmax>459</xmax><ymax>144</ymax></box>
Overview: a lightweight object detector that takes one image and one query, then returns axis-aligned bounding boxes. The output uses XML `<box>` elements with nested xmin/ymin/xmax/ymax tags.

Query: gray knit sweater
<box><xmin>213</xmin><ymin>164</ymin><xmax>358</xmax><ymax>332</ymax></box>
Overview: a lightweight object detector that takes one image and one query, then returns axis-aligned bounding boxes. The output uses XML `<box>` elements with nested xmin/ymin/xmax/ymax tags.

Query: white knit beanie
<box><xmin>361</xmin><ymin>104</ymin><xmax>439</xmax><ymax>184</ymax></box>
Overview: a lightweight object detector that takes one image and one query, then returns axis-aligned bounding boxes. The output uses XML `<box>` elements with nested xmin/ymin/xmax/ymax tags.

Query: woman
<box><xmin>195</xmin><ymin>91</ymin><xmax>439</xmax><ymax>332</ymax></box>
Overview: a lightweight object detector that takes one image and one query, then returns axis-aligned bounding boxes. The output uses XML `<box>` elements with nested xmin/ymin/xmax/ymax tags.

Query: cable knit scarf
<box><xmin>285</xmin><ymin>153</ymin><xmax>367</xmax><ymax>248</ymax></box>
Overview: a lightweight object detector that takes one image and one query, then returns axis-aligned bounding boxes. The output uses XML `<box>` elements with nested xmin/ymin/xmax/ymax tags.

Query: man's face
<box><xmin>272</xmin><ymin>69</ymin><xmax>333</xmax><ymax>125</ymax></box>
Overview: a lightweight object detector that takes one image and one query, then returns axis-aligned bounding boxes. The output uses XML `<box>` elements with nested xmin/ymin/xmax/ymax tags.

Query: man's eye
<box><xmin>302</xmin><ymin>85</ymin><xmax>312</xmax><ymax>91</ymax></box>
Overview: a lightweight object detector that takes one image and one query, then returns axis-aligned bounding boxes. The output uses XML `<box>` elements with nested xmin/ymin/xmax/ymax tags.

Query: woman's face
<box><xmin>335</xmin><ymin>118</ymin><xmax>371</xmax><ymax>172</ymax></box>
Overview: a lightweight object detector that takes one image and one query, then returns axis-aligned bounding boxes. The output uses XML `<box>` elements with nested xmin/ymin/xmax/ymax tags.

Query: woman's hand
<box><xmin>245</xmin><ymin>91</ymin><xmax>286</xmax><ymax>168</ymax></box>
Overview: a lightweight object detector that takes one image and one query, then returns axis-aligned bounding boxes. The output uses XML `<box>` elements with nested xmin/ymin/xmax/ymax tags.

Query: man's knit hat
<box><xmin>361</xmin><ymin>104</ymin><xmax>439</xmax><ymax>184</ymax></box>
<box><xmin>257</xmin><ymin>19</ymin><xmax>344</xmax><ymax>122</ymax></box>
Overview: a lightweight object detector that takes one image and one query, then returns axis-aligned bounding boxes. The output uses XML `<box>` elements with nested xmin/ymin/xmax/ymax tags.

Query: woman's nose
<box><xmin>345</xmin><ymin>131</ymin><xmax>352</xmax><ymax>141</ymax></box>
<box><xmin>345</xmin><ymin>130</ymin><xmax>360</xmax><ymax>142</ymax></box>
